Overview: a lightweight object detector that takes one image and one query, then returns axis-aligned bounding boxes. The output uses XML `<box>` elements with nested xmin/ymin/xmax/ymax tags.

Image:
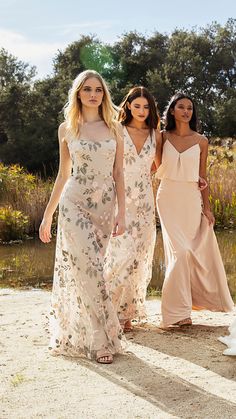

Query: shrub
<box><xmin>0</xmin><ymin>206</ymin><xmax>29</xmax><ymax>241</ymax></box>
<box><xmin>0</xmin><ymin>164</ymin><xmax>54</xmax><ymax>236</ymax></box>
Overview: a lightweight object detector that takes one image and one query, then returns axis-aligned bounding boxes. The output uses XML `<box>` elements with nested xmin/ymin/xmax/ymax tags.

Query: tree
<box><xmin>213</xmin><ymin>89</ymin><xmax>236</xmax><ymax>137</ymax></box>
<box><xmin>1</xmin><ymin>21</ymin><xmax>235</xmax><ymax>172</ymax></box>
<box><xmin>0</xmin><ymin>49</ymin><xmax>36</xmax><ymax>163</ymax></box>
<box><xmin>109</xmin><ymin>31</ymin><xmax>169</xmax><ymax>104</ymax></box>
<box><xmin>0</xmin><ymin>50</ymin><xmax>60</xmax><ymax>173</ymax></box>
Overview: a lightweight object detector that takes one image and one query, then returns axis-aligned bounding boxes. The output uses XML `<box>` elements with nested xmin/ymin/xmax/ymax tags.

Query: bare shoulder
<box><xmin>115</xmin><ymin>120</ymin><xmax>123</xmax><ymax>132</ymax></box>
<box><xmin>58</xmin><ymin>121</ymin><xmax>70</xmax><ymax>144</ymax></box>
<box><xmin>114</xmin><ymin>121</ymin><xmax>124</xmax><ymax>142</ymax></box>
<box><xmin>155</xmin><ymin>129</ymin><xmax>162</xmax><ymax>144</ymax></box>
<box><xmin>197</xmin><ymin>133</ymin><xmax>208</xmax><ymax>150</ymax></box>
<box><xmin>58</xmin><ymin>121</ymin><xmax>67</xmax><ymax>138</ymax></box>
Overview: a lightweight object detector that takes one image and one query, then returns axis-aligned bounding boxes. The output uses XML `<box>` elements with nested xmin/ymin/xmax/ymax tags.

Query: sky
<box><xmin>0</xmin><ymin>0</ymin><xmax>235</xmax><ymax>79</ymax></box>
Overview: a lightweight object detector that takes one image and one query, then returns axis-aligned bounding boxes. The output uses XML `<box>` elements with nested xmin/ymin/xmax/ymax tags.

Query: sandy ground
<box><xmin>0</xmin><ymin>289</ymin><xmax>236</xmax><ymax>419</ymax></box>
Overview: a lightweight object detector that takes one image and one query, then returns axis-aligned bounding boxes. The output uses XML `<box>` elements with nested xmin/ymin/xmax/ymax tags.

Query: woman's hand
<box><xmin>203</xmin><ymin>209</ymin><xmax>215</xmax><ymax>226</ymax></box>
<box><xmin>112</xmin><ymin>214</ymin><xmax>125</xmax><ymax>237</ymax></box>
<box><xmin>150</xmin><ymin>161</ymin><xmax>157</xmax><ymax>175</ymax></box>
<box><xmin>39</xmin><ymin>216</ymin><xmax>52</xmax><ymax>243</ymax></box>
<box><xmin>198</xmin><ymin>176</ymin><xmax>208</xmax><ymax>191</ymax></box>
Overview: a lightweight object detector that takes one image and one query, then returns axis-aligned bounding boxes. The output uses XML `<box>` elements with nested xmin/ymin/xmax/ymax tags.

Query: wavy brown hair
<box><xmin>118</xmin><ymin>86</ymin><xmax>160</xmax><ymax>134</ymax></box>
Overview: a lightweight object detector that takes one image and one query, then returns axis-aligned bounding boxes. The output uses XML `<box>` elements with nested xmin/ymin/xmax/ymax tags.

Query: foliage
<box><xmin>0</xmin><ymin>20</ymin><xmax>235</xmax><ymax>172</ymax></box>
<box><xmin>0</xmin><ymin>206</ymin><xmax>29</xmax><ymax>241</ymax></box>
<box><xmin>153</xmin><ymin>140</ymin><xmax>236</xmax><ymax>229</ymax></box>
<box><xmin>208</xmin><ymin>142</ymin><xmax>236</xmax><ymax>228</ymax></box>
<box><xmin>0</xmin><ymin>164</ymin><xmax>54</xmax><ymax>237</ymax></box>
<box><xmin>0</xmin><ymin>137</ymin><xmax>235</xmax><ymax>243</ymax></box>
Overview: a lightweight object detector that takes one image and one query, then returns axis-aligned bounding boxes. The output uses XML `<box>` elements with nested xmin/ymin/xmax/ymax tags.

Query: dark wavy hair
<box><xmin>118</xmin><ymin>86</ymin><xmax>159</xmax><ymax>134</ymax></box>
<box><xmin>163</xmin><ymin>92</ymin><xmax>199</xmax><ymax>132</ymax></box>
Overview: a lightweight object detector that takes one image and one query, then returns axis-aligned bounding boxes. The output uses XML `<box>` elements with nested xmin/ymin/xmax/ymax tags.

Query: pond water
<box><xmin>0</xmin><ymin>230</ymin><xmax>236</xmax><ymax>301</ymax></box>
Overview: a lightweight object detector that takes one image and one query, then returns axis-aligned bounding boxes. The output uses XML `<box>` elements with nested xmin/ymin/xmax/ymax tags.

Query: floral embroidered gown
<box><xmin>104</xmin><ymin>127</ymin><xmax>156</xmax><ymax>322</ymax></box>
<box><xmin>49</xmin><ymin>121</ymin><xmax>124</xmax><ymax>359</ymax></box>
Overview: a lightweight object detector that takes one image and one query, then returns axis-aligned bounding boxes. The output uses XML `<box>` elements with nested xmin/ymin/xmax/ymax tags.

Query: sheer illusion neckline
<box><xmin>77</xmin><ymin>120</ymin><xmax>115</xmax><ymax>143</ymax></box>
<box><xmin>125</xmin><ymin>126</ymin><xmax>150</xmax><ymax>156</ymax></box>
<box><xmin>166</xmin><ymin>139</ymin><xmax>200</xmax><ymax>155</ymax></box>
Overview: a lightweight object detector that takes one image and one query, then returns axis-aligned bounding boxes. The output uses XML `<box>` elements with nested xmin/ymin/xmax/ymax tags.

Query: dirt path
<box><xmin>1</xmin><ymin>289</ymin><xmax>236</xmax><ymax>419</ymax></box>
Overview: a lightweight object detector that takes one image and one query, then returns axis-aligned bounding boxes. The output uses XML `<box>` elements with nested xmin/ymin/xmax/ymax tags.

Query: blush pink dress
<box><xmin>156</xmin><ymin>137</ymin><xmax>234</xmax><ymax>327</ymax></box>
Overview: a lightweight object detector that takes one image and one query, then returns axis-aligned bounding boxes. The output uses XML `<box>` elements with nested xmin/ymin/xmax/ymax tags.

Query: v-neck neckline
<box><xmin>166</xmin><ymin>139</ymin><xmax>200</xmax><ymax>155</ymax></box>
<box><xmin>125</xmin><ymin>126</ymin><xmax>150</xmax><ymax>157</ymax></box>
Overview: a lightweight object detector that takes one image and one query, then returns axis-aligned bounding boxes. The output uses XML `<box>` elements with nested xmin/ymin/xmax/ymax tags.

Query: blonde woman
<box><xmin>39</xmin><ymin>70</ymin><xmax>126</xmax><ymax>363</ymax></box>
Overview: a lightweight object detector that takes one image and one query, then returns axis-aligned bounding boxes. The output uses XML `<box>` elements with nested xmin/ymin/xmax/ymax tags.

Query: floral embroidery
<box><xmin>49</xmin><ymin>130</ymin><xmax>124</xmax><ymax>359</ymax></box>
<box><xmin>104</xmin><ymin>128</ymin><xmax>156</xmax><ymax>321</ymax></box>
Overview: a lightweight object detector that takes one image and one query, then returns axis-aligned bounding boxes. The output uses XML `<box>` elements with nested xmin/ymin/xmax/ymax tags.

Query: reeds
<box><xmin>0</xmin><ymin>164</ymin><xmax>53</xmax><ymax>240</ymax></box>
<box><xmin>0</xmin><ymin>139</ymin><xmax>235</xmax><ymax>241</ymax></box>
<box><xmin>152</xmin><ymin>138</ymin><xmax>236</xmax><ymax>229</ymax></box>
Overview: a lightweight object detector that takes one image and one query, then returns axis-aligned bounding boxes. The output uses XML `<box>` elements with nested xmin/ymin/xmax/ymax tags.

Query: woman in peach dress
<box><xmin>156</xmin><ymin>92</ymin><xmax>234</xmax><ymax>328</ymax></box>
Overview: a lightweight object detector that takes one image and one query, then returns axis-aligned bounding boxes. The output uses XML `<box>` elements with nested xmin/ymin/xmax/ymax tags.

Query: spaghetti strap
<box><xmin>156</xmin><ymin>134</ymin><xmax>234</xmax><ymax>327</ymax></box>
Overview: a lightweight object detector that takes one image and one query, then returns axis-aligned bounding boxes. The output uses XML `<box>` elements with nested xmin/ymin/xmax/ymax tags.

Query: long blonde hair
<box><xmin>64</xmin><ymin>69</ymin><xmax>119</xmax><ymax>139</ymax></box>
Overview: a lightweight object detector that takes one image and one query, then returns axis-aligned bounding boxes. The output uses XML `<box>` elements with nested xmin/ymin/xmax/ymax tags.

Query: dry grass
<box><xmin>0</xmin><ymin>139</ymin><xmax>235</xmax><ymax>241</ymax></box>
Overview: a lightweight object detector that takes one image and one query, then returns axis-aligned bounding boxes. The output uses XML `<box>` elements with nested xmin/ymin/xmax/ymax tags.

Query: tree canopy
<box><xmin>0</xmin><ymin>19</ymin><xmax>235</xmax><ymax>173</ymax></box>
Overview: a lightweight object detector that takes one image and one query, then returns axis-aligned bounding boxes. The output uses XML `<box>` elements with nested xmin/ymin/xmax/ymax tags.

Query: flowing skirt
<box><xmin>49</xmin><ymin>177</ymin><xmax>125</xmax><ymax>359</ymax></box>
<box><xmin>104</xmin><ymin>183</ymin><xmax>156</xmax><ymax>321</ymax></box>
<box><xmin>156</xmin><ymin>178</ymin><xmax>234</xmax><ymax>327</ymax></box>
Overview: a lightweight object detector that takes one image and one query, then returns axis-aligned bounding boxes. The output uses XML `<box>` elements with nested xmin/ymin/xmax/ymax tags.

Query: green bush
<box><xmin>0</xmin><ymin>164</ymin><xmax>54</xmax><ymax>236</ymax></box>
<box><xmin>0</xmin><ymin>206</ymin><xmax>29</xmax><ymax>241</ymax></box>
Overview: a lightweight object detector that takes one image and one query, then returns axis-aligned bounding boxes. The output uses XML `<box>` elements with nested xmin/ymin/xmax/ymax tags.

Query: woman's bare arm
<box><xmin>39</xmin><ymin>122</ymin><xmax>72</xmax><ymax>242</ymax></box>
<box><xmin>199</xmin><ymin>136</ymin><xmax>215</xmax><ymax>225</ymax></box>
<box><xmin>112</xmin><ymin>123</ymin><xmax>125</xmax><ymax>236</ymax></box>
<box><xmin>154</xmin><ymin>129</ymin><xmax>163</xmax><ymax>169</ymax></box>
